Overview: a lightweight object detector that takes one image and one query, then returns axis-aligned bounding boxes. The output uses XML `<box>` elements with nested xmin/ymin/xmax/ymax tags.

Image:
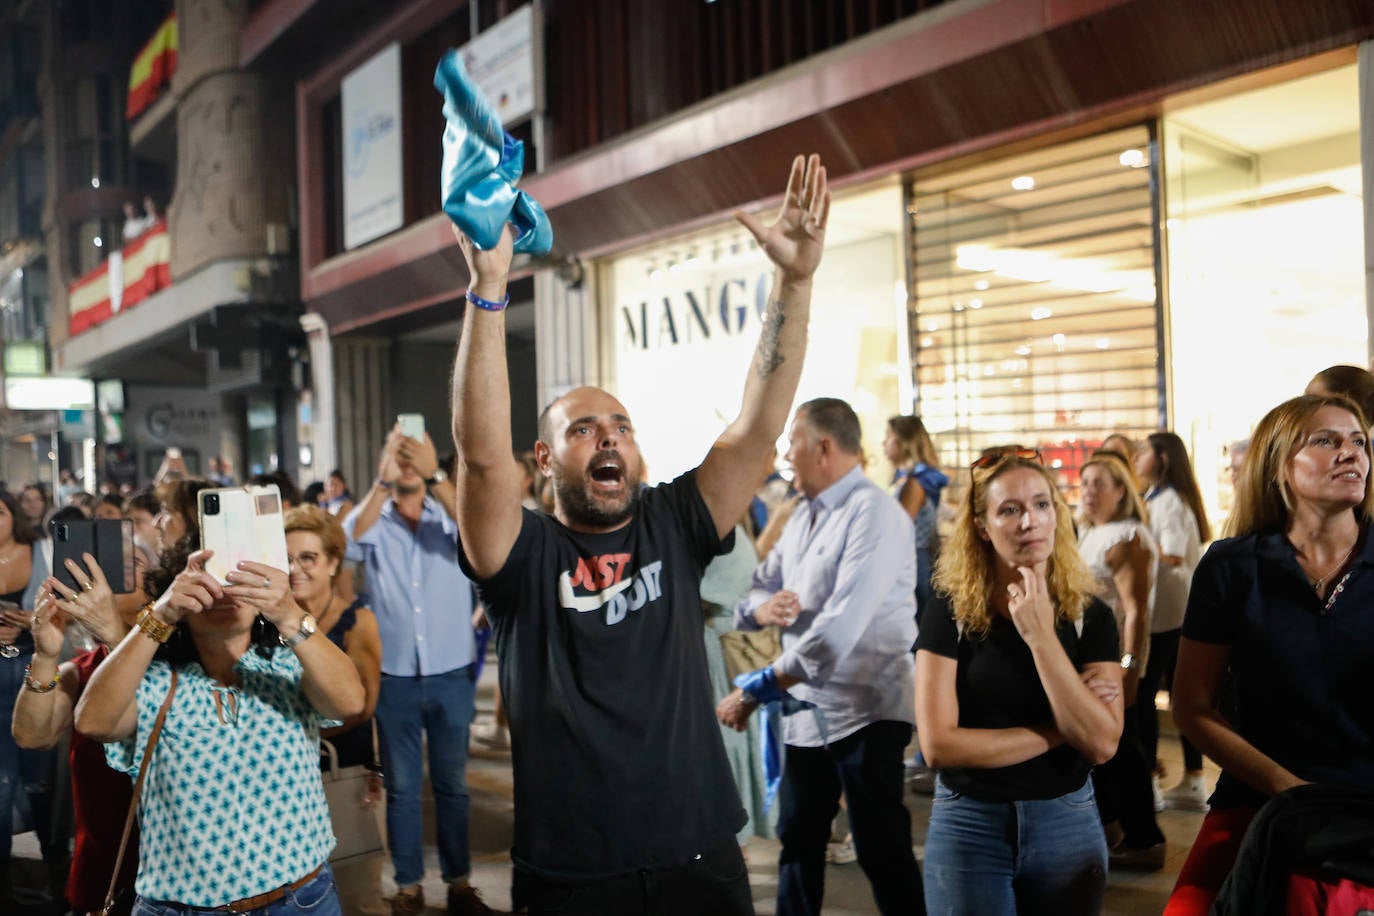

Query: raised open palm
<box><xmin>736</xmin><ymin>154</ymin><xmax>831</xmax><ymax>282</ymax></box>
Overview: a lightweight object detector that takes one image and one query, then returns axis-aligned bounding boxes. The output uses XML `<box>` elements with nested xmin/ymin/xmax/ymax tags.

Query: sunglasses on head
<box><xmin>970</xmin><ymin>446</ymin><xmax>1041</xmax><ymax>470</ymax></box>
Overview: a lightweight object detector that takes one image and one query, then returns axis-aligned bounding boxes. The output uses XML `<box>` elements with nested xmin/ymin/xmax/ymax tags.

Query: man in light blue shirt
<box><xmin>344</xmin><ymin>426</ymin><xmax>490</xmax><ymax>916</ymax></box>
<box><xmin>719</xmin><ymin>397</ymin><xmax>924</xmax><ymax>916</ymax></box>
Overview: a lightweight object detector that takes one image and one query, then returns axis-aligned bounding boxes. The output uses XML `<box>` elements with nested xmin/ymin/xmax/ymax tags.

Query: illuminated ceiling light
<box><xmin>952</xmin><ymin>302</ymin><xmax>965</xmax><ymax>312</ymax></box>
<box><xmin>1030</xmin><ymin>307</ymin><xmax>1052</xmax><ymax>321</ymax></box>
<box><xmin>1015</xmin><ymin>344</ymin><xmax>1032</xmax><ymax>356</ymax></box>
<box><xmin>974</xmin><ymin>280</ymin><xmax>989</xmax><ymax>291</ymax></box>
<box><xmin>926</xmin><ymin>321</ymin><xmax>939</xmax><ymax>332</ymax></box>
<box><xmin>1119</xmin><ymin>149</ymin><xmax>1146</xmax><ymax>168</ymax></box>
<box><xmin>955</xmin><ymin>244</ymin><xmax>1156</xmax><ymax>302</ymax></box>
<box><xmin>1052</xmin><ymin>333</ymin><xmax>1066</xmax><ymax>350</ymax></box>
<box><xmin>920</xmin><ymin>336</ymin><xmax>933</xmax><ymax>348</ymax></box>
<box><xmin>1050</xmin><ymin>458</ymin><xmax>1064</xmax><ymax>469</ymax></box>
<box><xmin>1095</xmin><ymin>338</ymin><xmax>1110</xmax><ymax>349</ymax></box>
<box><xmin>969</xmin><ymin>298</ymin><xmax>983</xmax><ymax>309</ymax></box>
<box><xmin>1011</xmin><ymin>175</ymin><xmax>1035</xmax><ymax>192</ymax></box>
<box><xmin>93</xmin><ymin>236</ymin><xmax>103</xmax><ymax>248</ymax></box>
<box><xmin>983</xmin><ymin>366</ymin><xmax>995</xmax><ymax>376</ymax></box>
<box><xmin>90</xmin><ymin>176</ymin><xmax>100</xmax><ymax>189</ymax></box>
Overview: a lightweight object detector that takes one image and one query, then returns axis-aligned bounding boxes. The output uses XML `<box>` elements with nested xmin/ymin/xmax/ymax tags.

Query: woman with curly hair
<box><xmin>75</xmin><ymin>495</ymin><xmax>364</xmax><ymax>914</ymax></box>
<box><xmin>915</xmin><ymin>447</ymin><xmax>1123</xmax><ymax>915</ymax></box>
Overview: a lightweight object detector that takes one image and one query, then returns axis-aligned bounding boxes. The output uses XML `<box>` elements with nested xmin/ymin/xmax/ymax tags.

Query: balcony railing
<box><xmin>67</xmin><ymin>220</ymin><xmax>171</xmax><ymax>335</ymax></box>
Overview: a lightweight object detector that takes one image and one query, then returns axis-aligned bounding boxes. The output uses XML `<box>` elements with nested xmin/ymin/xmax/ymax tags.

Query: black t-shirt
<box><xmin>1183</xmin><ymin>533</ymin><xmax>1374</xmax><ymax>810</ymax></box>
<box><xmin>916</xmin><ymin>591</ymin><xmax>1119</xmax><ymax>801</ymax></box>
<box><xmin>459</xmin><ymin>471</ymin><xmax>745</xmax><ymax>880</ymax></box>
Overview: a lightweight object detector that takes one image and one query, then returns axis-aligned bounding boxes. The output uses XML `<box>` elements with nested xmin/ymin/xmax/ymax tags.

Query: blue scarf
<box><xmin>434</xmin><ymin>51</ymin><xmax>553</xmax><ymax>255</ymax></box>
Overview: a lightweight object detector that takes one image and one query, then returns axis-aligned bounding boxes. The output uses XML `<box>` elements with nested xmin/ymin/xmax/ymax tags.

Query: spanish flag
<box><xmin>126</xmin><ymin>13</ymin><xmax>178</xmax><ymax>121</ymax></box>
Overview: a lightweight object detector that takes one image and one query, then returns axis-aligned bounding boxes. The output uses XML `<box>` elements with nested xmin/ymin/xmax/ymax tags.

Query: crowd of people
<box><xmin>0</xmin><ymin>148</ymin><xmax>1371</xmax><ymax>916</ymax></box>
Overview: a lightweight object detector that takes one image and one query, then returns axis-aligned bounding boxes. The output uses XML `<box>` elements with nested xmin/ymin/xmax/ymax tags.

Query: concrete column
<box><xmin>169</xmin><ymin>0</ymin><xmax>292</xmax><ymax>280</ymax></box>
<box><xmin>534</xmin><ymin>265</ymin><xmax>601</xmax><ymax>411</ymax></box>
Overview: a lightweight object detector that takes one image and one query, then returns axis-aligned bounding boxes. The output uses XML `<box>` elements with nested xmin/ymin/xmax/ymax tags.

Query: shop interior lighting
<box><xmin>926</xmin><ymin>320</ymin><xmax>939</xmax><ymax>332</ymax></box>
<box><xmin>956</xmin><ymin>244</ymin><xmax>1155</xmax><ymax>302</ymax></box>
<box><xmin>1052</xmin><ymin>332</ymin><xmax>1067</xmax><ymax>351</ymax></box>
<box><xmin>1015</xmin><ymin>344</ymin><xmax>1032</xmax><ymax>356</ymax></box>
<box><xmin>1011</xmin><ymin>175</ymin><xmax>1036</xmax><ymax>191</ymax></box>
<box><xmin>1030</xmin><ymin>307</ymin><xmax>1052</xmax><ymax>320</ymax></box>
<box><xmin>969</xmin><ymin>298</ymin><xmax>983</xmax><ymax>309</ymax></box>
<box><xmin>93</xmin><ymin>236</ymin><xmax>103</xmax><ymax>248</ymax></box>
<box><xmin>1095</xmin><ymin>338</ymin><xmax>1111</xmax><ymax>349</ymax></box>
<box><xmin>1119</xmin><ymin>149</ymin><xmax>1147</xmax><ymax>168</ymax></box>
<box><xmin>975</xmin><ymin>280</ymin><xmax>989</xmax><ymax>290</ymax></box>
<box><xmin>920</xmin><ymin>336</ymin><xmax>933</xmax><ymax>347</ymax></box>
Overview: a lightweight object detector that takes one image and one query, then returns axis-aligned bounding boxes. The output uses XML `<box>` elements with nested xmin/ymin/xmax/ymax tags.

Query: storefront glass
<box><xmin>910</xmin><ymin>125</ymin><xmax>1162</xmax><ymax>505</ymax></box>
<box><xmin>1164</xmin><ymin>61</ymin><xmax>1365</xmax><ymax>522</ymax></box>
<box><xmin>605</xmin><ymin>180</ymin><xmax>907</xmax><ymax>484</ymax></box>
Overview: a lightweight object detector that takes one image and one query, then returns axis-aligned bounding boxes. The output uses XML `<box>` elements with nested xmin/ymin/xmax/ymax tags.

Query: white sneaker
<box><xmin>1152</xmin><ymin>775</ymin><xmax>1165</xmax><ymax>812</ymax></box>
<box><xmin>1163</xmin><ymin>774</ymin><xmax>1209</xmax><ymax>811</ymax></box>
<box><xmin>826</xmin><ymin>833</ymin><xmax>856</xmax><ymax>865</ymax></box>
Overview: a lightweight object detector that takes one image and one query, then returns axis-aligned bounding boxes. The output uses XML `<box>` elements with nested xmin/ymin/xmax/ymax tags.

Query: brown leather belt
<box><xmin>219</xmin><ymin>864</ymin><xmax>325</xmax><ymax>912</ymax></box>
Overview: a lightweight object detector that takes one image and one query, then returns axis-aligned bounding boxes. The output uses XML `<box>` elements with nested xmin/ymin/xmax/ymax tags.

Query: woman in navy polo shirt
<box><xmin>1167</xmin><ymin>394</ymin><xmax>1374</xmax><ymax>915</ymax></box>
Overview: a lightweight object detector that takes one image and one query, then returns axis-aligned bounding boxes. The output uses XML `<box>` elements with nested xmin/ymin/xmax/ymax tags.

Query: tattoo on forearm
<box><xmin>754</xmin><ymin>301</ymin><xmax>787</xmax><ymax>379</ymax></box>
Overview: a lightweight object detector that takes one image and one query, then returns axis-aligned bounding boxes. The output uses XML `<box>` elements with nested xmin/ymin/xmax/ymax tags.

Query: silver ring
<box><xmin>263</xmin><ymin>577</ymin><xmax>271</xmax><ymax>589</ymax></box>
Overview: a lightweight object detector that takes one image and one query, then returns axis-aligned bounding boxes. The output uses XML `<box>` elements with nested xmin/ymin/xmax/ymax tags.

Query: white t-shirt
<box><xmin>1079</xmin><ymin>517</ymin><xmax>1158</xmax><ymax>668</ymax></box>
<box><xmin>1144</xmin><ymin>486</ymin><xmax>1202</xmax><ymax>633</ymax></box>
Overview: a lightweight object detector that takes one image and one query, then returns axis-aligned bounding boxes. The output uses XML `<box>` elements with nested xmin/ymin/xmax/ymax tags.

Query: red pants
<box><xmin>1163</xmin><ymin>808</ymin><xmax>1257</xmax><ymax>916</ymax></box>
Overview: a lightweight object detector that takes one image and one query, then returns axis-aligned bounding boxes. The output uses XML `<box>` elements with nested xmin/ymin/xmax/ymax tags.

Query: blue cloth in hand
<box><xmin>433</xmin><ymin>50</ymin><xmax>552</xmax><ymax>255</ymax></box>
<box><xmin>734</xmin><ymin>667</ymin><xmax>828</xmax><ymax>811</ymax></box>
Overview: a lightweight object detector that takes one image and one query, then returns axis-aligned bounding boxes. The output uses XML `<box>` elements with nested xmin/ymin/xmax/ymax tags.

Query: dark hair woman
<box><xmin>1134</xmin><ymin>432</ymin><xmax>1213</xmax><ymax>812</ymax></box>
<box><xmin>74</xmin><ymin>519</ymin><xmax>365</xmax><ymax>914</ymax></box>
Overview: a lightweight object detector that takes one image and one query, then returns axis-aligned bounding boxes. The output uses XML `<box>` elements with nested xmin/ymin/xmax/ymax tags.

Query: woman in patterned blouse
<box><xmin>74</xmin><ymin>535</ymin><xmax>364</xmax><ymax>915</ymax></box>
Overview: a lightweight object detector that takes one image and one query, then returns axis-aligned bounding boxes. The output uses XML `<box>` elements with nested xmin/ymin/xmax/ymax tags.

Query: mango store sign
<box><xmin>3</xmin><ymin>376</ymin><xmax>95</xmax><ymax>411</ymax></box>
<box><xmin>619</xmin><ymin>269</ymin><xmax>773</xmax><ymax>351</ymax></box>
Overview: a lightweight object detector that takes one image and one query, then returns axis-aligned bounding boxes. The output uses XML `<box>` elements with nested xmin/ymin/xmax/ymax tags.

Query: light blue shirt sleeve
<box><xmin>772</xmin><ymin>487</ymin><xmax>913</xmax><ymax>687</ymax></box>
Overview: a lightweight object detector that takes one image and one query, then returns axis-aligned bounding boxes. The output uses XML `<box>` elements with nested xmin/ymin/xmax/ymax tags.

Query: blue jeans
<box><xmin>924</xmin><ymin>776</ymin><xmax>1107</xmax><ymax>916</ymax></box>
<box><xmin>0</xmin><ymin>652</ymin><xmax>60</xmax><ymax>863</ymax></box>
<box><xmin>131</xmin><ymin>864</ymin><xmax>340</xmax><ymax>915</ymax></box>
<box><xmin>376</xmin><ymin>667</ymin><xmax>475</xmax><ymax>887</ymax></box>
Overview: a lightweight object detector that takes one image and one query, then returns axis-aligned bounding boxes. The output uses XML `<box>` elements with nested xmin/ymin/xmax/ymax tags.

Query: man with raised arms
<box><xmin>450</xmin><ymin>154</ymin><xmax>830</xmax><ymax>916</ymax></box>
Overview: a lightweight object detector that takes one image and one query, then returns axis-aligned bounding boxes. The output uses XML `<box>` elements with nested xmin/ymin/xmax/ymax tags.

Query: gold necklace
<box><xmin>1304</xmin><ymin>542</ymin><xmax>1358</xmax><ymax>593</ymax></box>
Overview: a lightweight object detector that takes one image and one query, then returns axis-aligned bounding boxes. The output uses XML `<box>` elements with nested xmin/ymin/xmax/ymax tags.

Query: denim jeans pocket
<box><xmin>131</xmin><ymin>898</ymin><xmax>181</xmax><ymax>916</ymax></box>
<box><xmin>286</xmin><ymin>866</ymin><xmax>339</xmax><ymax>912</ymax></box>
<box><xmin>1058</xmin><ymin>780</ymin><xmax>1099</xmax><ymax>809</ymax></box>
<box><xmin>933</xmin><ymin>777</ymin><xmax>963</xmax><ymax>802</ymax></box>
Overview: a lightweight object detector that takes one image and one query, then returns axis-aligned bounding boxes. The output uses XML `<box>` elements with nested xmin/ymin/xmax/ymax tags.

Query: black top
<box><xmin>1183</xmin><ymin>532</ymin><xmax>1374</xmax><ymax>810</ymax></box>
<box><xmin>917</xmin><ymin>591</ymin><xmax>1119</xmax><ymax>801</ymax></box>
<box><xmin>459</xmin><ymin>471</ymin><xmax>743</xmax><ymax>880</ymax></box>
<box><xmin>322</xmin><ymin>598</ymin><xmax>375</xmax><ymax>770</ymax></box>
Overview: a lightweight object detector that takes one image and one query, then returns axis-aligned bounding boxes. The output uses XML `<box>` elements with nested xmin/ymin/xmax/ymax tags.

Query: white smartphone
<box><xmin>397</xmin><ymin>413</ymin><xmax>425</xmax><ymax>441</ymax></box>
<box><xmin>198</xmin><ymin>485</ymin><xmax>290</xmax><ymax>585</ymax></box>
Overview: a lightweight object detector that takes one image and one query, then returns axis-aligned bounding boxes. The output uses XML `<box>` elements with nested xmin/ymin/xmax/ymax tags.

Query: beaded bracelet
<box><xmin>466</xmin><ymin>289</ymin><xmax>509</xmax><ymax>312</ymax></box>
<box><xmin>23</xmin><ymin>664</ymin><xmax>59</xmax><ymax>694</ymax></box>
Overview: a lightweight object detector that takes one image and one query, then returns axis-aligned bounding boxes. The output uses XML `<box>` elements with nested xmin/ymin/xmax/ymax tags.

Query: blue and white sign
<box><xmin>461</xmin><ymin>4</ymin><xmax>541</xmax><ymax>127</ymax></box>
<box><xmin>342</xmin><ymin>43</ymin><xmax>404</xmax><ymax>250</ymax></box>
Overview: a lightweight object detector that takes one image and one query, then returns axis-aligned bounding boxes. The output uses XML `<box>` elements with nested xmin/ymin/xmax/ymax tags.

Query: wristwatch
<box><xmin>279</xmin><ymin>613</ymin><xmax>318</xmax><ymax>650</ymax></box>
<box><xmin>1120</xmin><ymin>653</ymin><xmax>1140</xmax><ymax>672</ymax></box>
<box><xmin>428</xmin><ymin>468</ymin><xmax>449</xmax><ymax>485</ymax></box>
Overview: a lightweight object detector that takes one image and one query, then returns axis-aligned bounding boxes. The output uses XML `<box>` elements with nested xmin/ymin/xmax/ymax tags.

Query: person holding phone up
<box><xmin>73</xmin><ymin>539</ymin><xmax>364</xmax><ymax>915</ymax></box>
<box><xmin>14</xmin><ymin>555</ymin><xmax>138</xmax><ymax>915</ymax></box>
<box><xmin>341</xmin><ymin>424</ymin><xmax>489</xmax><ymax>915</ymax></box>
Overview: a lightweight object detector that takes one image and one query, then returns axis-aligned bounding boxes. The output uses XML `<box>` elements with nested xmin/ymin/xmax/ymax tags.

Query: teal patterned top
<box><xmin>105</xmin><ymin>652</ymin><xmax>335</xmax><ymax>906</ymax></box>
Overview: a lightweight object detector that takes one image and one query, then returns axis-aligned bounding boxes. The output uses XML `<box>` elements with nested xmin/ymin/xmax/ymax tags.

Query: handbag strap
<box><xmin>103</xmin><ymin>667</ymin><xmax>179</xmax><ymax>913</ymax></box>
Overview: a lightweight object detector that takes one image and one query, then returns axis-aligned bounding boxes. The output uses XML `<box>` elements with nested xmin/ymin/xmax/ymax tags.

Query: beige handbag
<box><xmin>321</xmin><ymin>728</ymin><xmax>386</xmax><ymax>864</ymax></box>
<box><xmin>719</xmin><ymin>626</ymin><xmax>782</xmax><ymax>682</ymax></box>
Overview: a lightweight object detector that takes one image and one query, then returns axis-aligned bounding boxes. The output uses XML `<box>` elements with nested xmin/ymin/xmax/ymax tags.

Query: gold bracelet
<box><xmin>23</xmin><ymin>663</ymin><xmax>60</xmax><ymax>694</ymax></box>
<box><xmin>136</xmin><ymin>603</ymin><xmax>176</xmax><ymax>644</ymax></box>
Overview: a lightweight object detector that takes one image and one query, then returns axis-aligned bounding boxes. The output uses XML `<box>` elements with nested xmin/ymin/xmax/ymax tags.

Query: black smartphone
<box><xmin>52</xmin><ymin>518</ymin><xmax>137</xmax><ymax>594</ymax></box>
